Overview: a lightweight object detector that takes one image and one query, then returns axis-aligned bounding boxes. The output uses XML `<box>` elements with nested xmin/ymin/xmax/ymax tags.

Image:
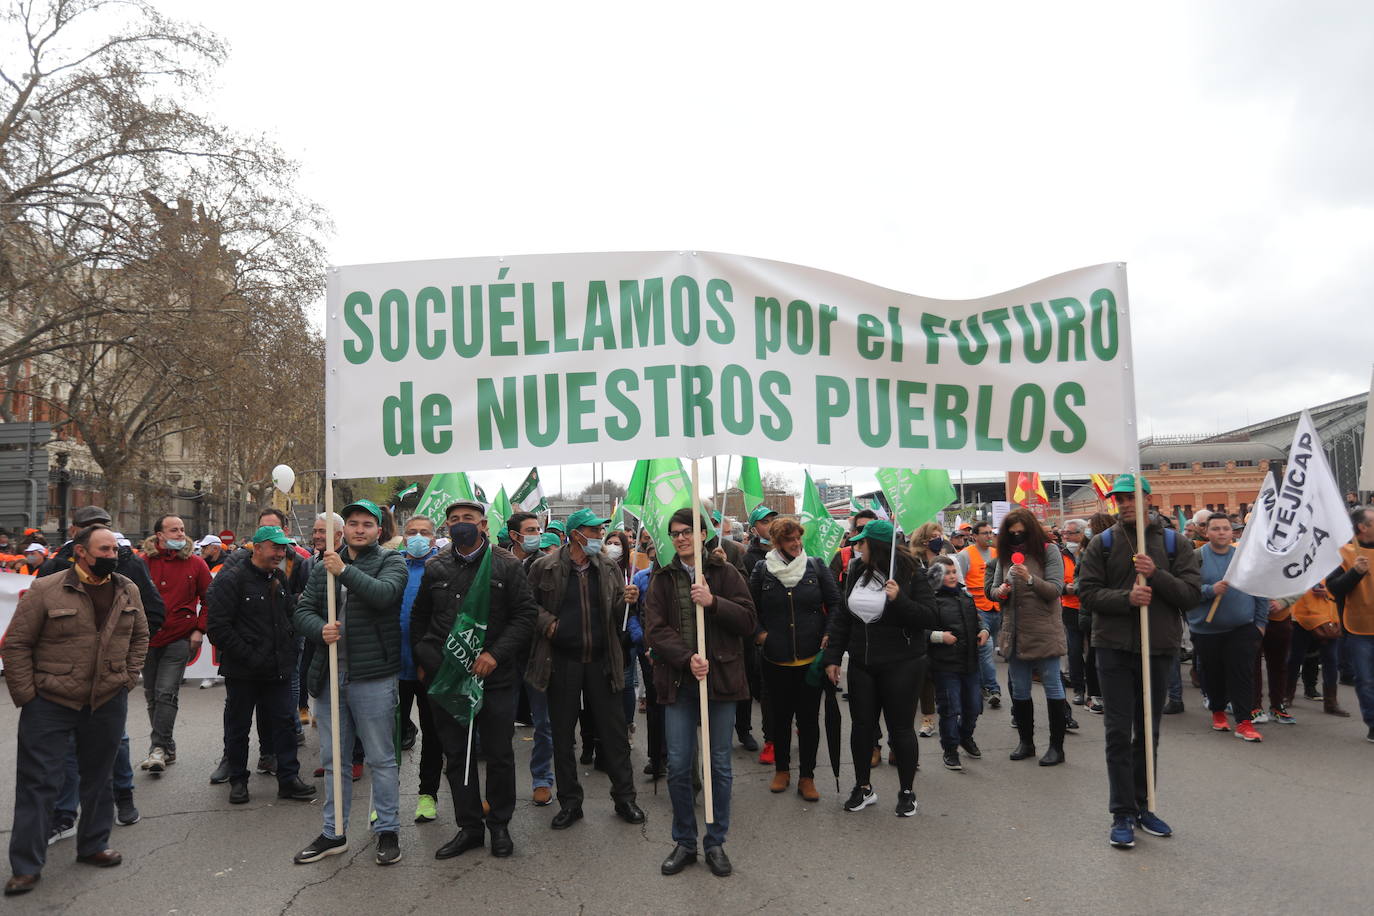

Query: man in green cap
<box><xmin>547</xmin><ymin>520</ymin><xmax>567</xmax><ymax>545</ymax></box>
<box><xmin>1076</xmin><ymin>474</ymin><xmax>1201</xmax><ymax>850</ymax></box>
<box><xmin>525</xmin><ymin>507</ymin><xmax>646</xmax><ymax>830</ymax></box>
<box><xmin>292</xmin><ymin>499</ymin><xmax>408</xmax><ymax>866</ymax></box>
<box><xmin>206</xmin><ymin>526</ymin><xmax>317</xmax><ymax>805</ymax></box>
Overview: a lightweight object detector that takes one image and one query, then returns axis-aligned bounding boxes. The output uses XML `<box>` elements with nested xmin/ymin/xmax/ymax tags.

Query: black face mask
<box><xmin>450</xmin><ymin>522</ymin><xmax>480</xmax><ymax>547</ymax></box>
<box><xmin>91</xmin><ymin>556</ymin><xmax>119</xmax><ymax>578</ymax></box>
<box><xmin>1008</xmin><ymin>530</ymin><xmax>1028</xmax><ymax>545</ymax></box>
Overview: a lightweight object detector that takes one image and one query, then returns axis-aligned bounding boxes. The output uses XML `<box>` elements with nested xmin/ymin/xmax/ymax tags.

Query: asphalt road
<box><xmin>2</xmin><ymin>667</ymin><xmax>1372</xmax><ymax>915</ymax></box>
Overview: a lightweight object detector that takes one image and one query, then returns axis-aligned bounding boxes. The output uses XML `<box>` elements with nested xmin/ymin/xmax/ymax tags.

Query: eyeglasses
<box><xmin>669</xmin><ymin>529</ymin><xmax>694</xmax><ymax>539</ymax></box>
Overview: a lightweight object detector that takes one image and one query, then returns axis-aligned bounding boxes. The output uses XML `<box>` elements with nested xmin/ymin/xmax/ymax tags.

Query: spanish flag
<box><xmin>1090</xmin><ymin>474</ymin><xmax>1113</xmax><ymax>501</ymax></box>
<box><xmin>1012</xmin><ymin>472</ymin><xmax>1049</xmax><ymax>506</ymax></box>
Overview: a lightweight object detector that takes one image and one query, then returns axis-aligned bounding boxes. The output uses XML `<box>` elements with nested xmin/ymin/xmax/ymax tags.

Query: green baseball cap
<box><xmin>340</xmin><ymin>498</ymin><xmax>385</xmax><ymax>524</ymax></box>
<box><xmin>565</xmin><ymin>507</ymin><xmax>609</xmax><ymax>531</ymax></box>
<box><xmin>547</xmin><ymin>520</ymin><xmax>566</xmax><ymax>534</ymax></box>
<box><xmin>849</xmin><ymin>519</ymin><xmax>894</xmax><ymax>544</ymax></box>
<box><xmin>711</xmin><ymin>510</ymin><xmax>722</xmax><ymax>524</ymax></box>
<box><xmin>539</xmin><ymin>532</ymin><xmax>561</xmax><ymax>549</ymax></box>
<box><xmin>1109</xmin><ymin>473</ymin><xmax>1152</xmax><ymax>497</ymax></box>
<box><xmin>748</xmin><ymin>505</ymin><xmax>779</xmax><ymax>526</ymax></box>
<box><xmin>252</xmin><ymin>525</ymin><xmax>294</xmax><ymax>546</ymax></box>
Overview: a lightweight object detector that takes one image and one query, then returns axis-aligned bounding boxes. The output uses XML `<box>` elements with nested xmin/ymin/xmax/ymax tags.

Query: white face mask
<box><xmin>606</xmin><ymin>543</ymin><xmax>624</xmax><ymax>561</ymax></box>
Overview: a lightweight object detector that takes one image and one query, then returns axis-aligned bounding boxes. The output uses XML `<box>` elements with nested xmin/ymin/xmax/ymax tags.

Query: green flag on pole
<box><xmin>413</xmin><ymin>472</ymin><xmax>476</xmax><ymax>521</ymax></box>
<box><xmin>737</xmin><ymin>456</ymin><xmax>765</xmax><ymax>515</ymax></box>
<box><xmin>426</xmin><ymin>548</ymin><xmax>491</xmax><ymax>724</ymax></box>
<box><xmin>800</xmin><ymin>471</ymin><xmax>847</xmax><ymax>562</ymax></box>
<box><xmin>511</xmin><ymin>467</ymin><xmax>549</xmax><ymax>516</ymax></box>
<box><xmin>623</xmin><ymin>457</ymin><xmax>714</xmax><ymax>562</ymax></box>
<box><xmin>609</xmin><ymin>499</ymin><xmax>625</xmax><ymax>532</ymax></box>
<box><xmin>490</xmin><ymin>486</ymin><xmax>513</xmax><ymax>534</ymax></box>
<box><xmin>875</xmin><ymin>467</ymin><xmax>957</xmax><ymax>534</ymax></box>
<box><xmin>395</xmin><ymin>482</ymin><xmax>420</xmax><ymax>503</ymax></box>
<box><xmin>850</xmin><ymin>493</ymin><xmax>890</xmax><ymax>520</ymax></box>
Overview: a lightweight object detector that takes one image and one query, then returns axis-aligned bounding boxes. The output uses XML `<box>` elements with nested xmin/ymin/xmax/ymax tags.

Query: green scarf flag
<box><xmin>511</xmin><ymin>467</ymin><xmax>549</xmax><ymax>516</ymax></box>
<box><xmin>395</xmin><ymin>482</ymin><xmax>420</xmax><ymax>503</ymax></box>
<box><xmin>413</xmin><ymin>472</ymin><xmax>477</xmax><ymax>522</ymax></box>
<box><xmin>490</xmin><ymin>486</ymin><xmax>513</xmax><ymax>534</ymax></box>
<box><xmin>737</xmin><ymin>456</ymin><xmax>765</xmax><ymax>515</ymax></box>
<box><xmin>800</xmin><ymin>470</ymin><xmax>847</xmax><ymax>562</ymax></box>
<box><xmin>609</xmin><ymin>499</ymin><xmax>625</xmax><ymax>532</ymax></box>
<box><xmin>623</xmin><ymin>457</ymin><xmax>714</xmax><ymax>562</ymax></box>
<box><xmin>426</xmin><ymin>547</ymin><xmax>491</xmax><ymax>724</ymax></box>
<box><xmin>875</xmin><ymin>467</ymin><xmax>956</xmax><ymax>534</ymax></box>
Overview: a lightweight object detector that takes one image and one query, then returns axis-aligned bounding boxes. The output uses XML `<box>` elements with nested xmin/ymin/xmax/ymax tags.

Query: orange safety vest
<box><xmin>1061</xmin><ymin>547</ymin><xmax>1080</xmax><ymax>610</ymax></box>
<box><xmin>1291</xmin><ymin>583</ymin><xmax>1338</xmax><ymax>631</ymax></box>
<box><xmin>963</xmin><ymin>545</ymin><xmax>999</xmax><ymax>612</ymax></box>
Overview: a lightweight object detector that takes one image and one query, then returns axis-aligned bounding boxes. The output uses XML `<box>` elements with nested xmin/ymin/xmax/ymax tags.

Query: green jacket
<box><xmin>294</xmin><ymin>543</ymin><xmax>408</xmax><ymax>695</ymax></box>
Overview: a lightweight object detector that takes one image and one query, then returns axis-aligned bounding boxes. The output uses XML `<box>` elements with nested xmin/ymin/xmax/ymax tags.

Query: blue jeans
<box><xmin>1008</xmin><ymin>655</ymin><xmax>1065</xmax><ymax>700</ymax></box>
<box><xmin>977</xmin><ymin>610</ymin><xmax>1003</xmax><ymax>693</ymax></box>
<box><xmin>316</xmin><ymin>673</ymin><xmax>400</xmax><ymax>838</ymax></box>
<box><xmin>932</xmin><ymin>670</ymin><xmax>982</xmax><ymax>750</ymax></box>
<box><xmin>56</xmin><ymin>732</ymin><xmax>133</xmax><ymax>820</ymax></box>
<box><xmin>1065</xmin><ymin>618</ymin><xmax>1085</xmax><ymax>691</ymax></box>
<box><xmin>1343</xmin><ymin>632</ymin><xmax>1374</xmax><ymax>728</ymax></box>
<box><xmin>527</xmin><ymin>686</ymin><xmax>554</xmax><ymax>790</ymax></box>
<box><xmin>1167</xmin><ymin>657</ymin><xmax>1183</xmax><ymax>702</ymax></box>
<box><xmin>622</xmin><ymin>653</ymin><xmax>639</xmax><ymax>726</ymax></box>
<box><xmin>143</xmin><ymin>639</ymin><xmax>191</xmax><ymax>754</ymax></box>
<box><xmin>664</xmin><ymin>688</ymin><xmax>734</xmax><ymax>852</ymax></box>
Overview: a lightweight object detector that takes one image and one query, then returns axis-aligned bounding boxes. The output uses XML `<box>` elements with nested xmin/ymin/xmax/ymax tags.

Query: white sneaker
<box><xmin>918</xmin><ymin>715</ymin><xmax>935</xmax><ymax>738</ymax></box>
<box><xmin>1250</xmin><ymin>709</ymin><xmax>1272</xmax><ymax>724</ymax></box>
<box><xmin>199</xmin><ymin>678</ymin><xmax>216</xmax><ymax>689</ymax></box>
<box><xmin>142</xmin><ymin>747</ymin><xmax>167</xmax><ymax>772</ymax></box>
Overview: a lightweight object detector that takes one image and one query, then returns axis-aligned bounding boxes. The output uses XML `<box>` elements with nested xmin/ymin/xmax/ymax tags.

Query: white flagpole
<box><xmin>690</xmin><ymin>459</ymin><xmax>714</xmax><ymax>824</ymax></box>
<box><xmin>624</xmin><ymin>516</ymin><xmax>641</xmax><ymax>631</ymax></box>
<box><xmin>324</xmin><ymin>479</ymin><xmax>344</xmax><ymax>833</ymax></box>
<box><xmin>463</xmin><ymin>716</ymin><xmax>475</xmax><ymax>787</ymax></box>
<box><xmin>1135</xmin><ymin>474</ymin><xmax>1157</xmax><ymax>814</ymax></box>
<box><xmin>722</xmin><ymin>455</ymin><xmax>734</xmax><ymax>519</ymax></box>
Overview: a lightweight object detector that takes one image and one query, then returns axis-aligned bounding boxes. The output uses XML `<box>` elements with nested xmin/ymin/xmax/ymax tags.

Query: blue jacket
<box><xmin>630</xmin><ymin>567</ymin><xmax>652</xmax><ymax>649</ymax></box>
<box><xmin>399</xmin><ymin>547</ymin><xmax>436</xmax><ymax>680</ymax></box>
<box><xmin>1189</xmin><ymin>545</ymin><xmax>1268</xmax><ymax>634</ymax></box>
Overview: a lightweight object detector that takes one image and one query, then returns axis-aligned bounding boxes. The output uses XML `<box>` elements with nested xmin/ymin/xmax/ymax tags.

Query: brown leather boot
<box><xmin>769</xmin><ymin>771</ymin><xmax>790</xmax><ymax>793</ymax></box>
<box><xmin>796</xmin><ymin>777</ymin><xmax>820</xmax><ymax>802</ymax></box>
<box><xmin>1325</xmin><ymin>688</ymin><xmax>1352</xmax><ymax>717</ymax></box>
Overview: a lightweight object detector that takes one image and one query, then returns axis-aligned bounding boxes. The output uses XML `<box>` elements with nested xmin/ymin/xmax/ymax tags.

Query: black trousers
<box><xmin>398</xmin><ymin>678</ymin><xmax>443</xmax><ymax>797</ymax></box>
<box><xmin>848</xmin><ymin>657</ymin><xmax>923</xmax><ymax>792</ymax></box>
<box><xmin>431</xmin><ymin>679</ymin><xmax>516</xmax><ymax>830</ymax></box>
<box><xmin>1096</xmin><ymin>648</ymin><xmax>1170</xmax><ymax>816</ymax></box>
<box><xmin>761</xmin><ymin>662</ymin><xmax>821</xmax><ymax>777</ymax></box>
<box><xmin>9</xmin><ymin>691</ymin><xmax>125</xmax><ymax>876</ymax></box>
<box><xmin>223</xmin><ymin>677</ymin><xmax>300</xmax><ymax>785</ymax></box>
<box><xmin>639</xmin><ymin>650</ymin><xmax>665</xmax><ymax>764</ymax></box>
<box><xmin>548</xmin><ymin>655</ymin><xmax>636</xmax><ymax>809</ymax></box>
<box><xmin>737</xmin><ymin>639</ymin><xmax>767</xmax><ymax>740</ymax></box>
<box><xmin>1193</xmin><ymin>625</ymin><xmax>1259</xmax><ymax>717</ymax></box>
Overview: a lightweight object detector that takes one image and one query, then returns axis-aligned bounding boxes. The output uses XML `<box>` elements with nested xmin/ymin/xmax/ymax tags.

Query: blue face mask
<box><xmin>405</xmin><ymin>535</ymin><xmax>431</xmax><ymax>558</ymax></box>
<box><xmin>582</xmin><ymin>537</ymin><xmax>604</xmax><ymax>557</ymax></box>
<box><xmin>522</xmin><ymin>534</ymin><xmax>542</xmax><ymax>554</ymax></box>
<box><xmin>450</xmin><ymin>522</ymin><xmax>480</xmax><ymax>547</ymax></box>
<box><xmin>164</xmin><ymin>539</ymin><xmax>186</xmax><ymax>551</ymax></box>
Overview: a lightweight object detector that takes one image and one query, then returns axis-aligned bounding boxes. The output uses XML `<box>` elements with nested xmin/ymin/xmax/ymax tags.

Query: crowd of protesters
<box><xmin>5</xmin><ymin>480</ymin><xmax>1374</xmax><ymax>895</ymax></box>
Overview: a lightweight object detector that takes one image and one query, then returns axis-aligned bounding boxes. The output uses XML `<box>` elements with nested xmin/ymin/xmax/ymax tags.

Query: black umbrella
<box><xmin>808</xmin><ymin>653</ymin><xmax>843</xmax><ymax>793</ymax></box>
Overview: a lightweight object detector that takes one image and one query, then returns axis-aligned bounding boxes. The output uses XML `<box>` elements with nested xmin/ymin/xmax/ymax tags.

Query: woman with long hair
<box><xmin>823</xmin><ymin>520</ymin><xmax>937</xmax><ymax>817</ymax></box>
<box><xmin>987</xmin><ymin>507</ymin><xmax>1067</xmax><ymax>766</ymax></box>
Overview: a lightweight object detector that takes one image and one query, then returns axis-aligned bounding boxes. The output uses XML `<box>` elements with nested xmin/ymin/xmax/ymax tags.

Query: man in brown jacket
<box><xmin>3</xmin><ymin>526</ymin><xmax>148</xmax><ymax>896</ymax></box>
<box><xmin>645</xmin><ymin>507</ymin><xmax>757</xmax><ymax>879</ymax></box>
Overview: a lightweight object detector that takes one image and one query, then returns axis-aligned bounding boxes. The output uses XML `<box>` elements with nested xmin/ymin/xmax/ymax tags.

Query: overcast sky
<box><xmin>158</xmin><ymin>0</ymin><xmax>1374</xmax><ymax>500</ymax></box>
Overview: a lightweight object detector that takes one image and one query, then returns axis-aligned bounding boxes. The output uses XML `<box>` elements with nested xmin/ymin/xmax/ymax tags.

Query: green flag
<box><xmin>426</xmin><ymin>547</ymin><xmax>491</xmax><ymax>724</ymax></box>
<box><xmin>850</xmin><ymin>493</ymin><xmax>890</xmax><ymax>520</ymax></box>
<box><xmin>510</xmin><ymin>467</ymin><xmax>548</xmax><ymax>516</ymax></box>
<box><xmin>737</xmin><ymin>456</ymin><xmax>765</xmax><ymax>514</ymax></box>
<box><xmin>875</xmin><ymin>467</ymin><xmax>957</xmax><ymax>534</ymax></box>
<box><xmin>609</xmin><ymin>499</ymin><xmax>625</xmax><ymax>532</ymax></box>
<box><xmin>624</xmin><ymin>457</ymin><xmax>713</xmax><ymax>562</ymax></box>
<box><xmin>395</xmin><ymin>482</ymin><xmax>420</xmax><ymax>503</ymax></box>
<box><xmin>1176</xmin><ymin>506</ymin><xmax>1187</xmax><ymax>532</ymax></box>
<box><xmin>413</xmin><ymin>472</ymin><xmax>476</xmax><ymax>521</ymax></box>
<box><xmin>800</xmin><ymin>471</ymin><xmax>847</xmax><ymax>562</ymax></box>
<box><xmin>490</xmin><ymin>486</ymin><xmax>513</xmax><ymax>534</ymax></box>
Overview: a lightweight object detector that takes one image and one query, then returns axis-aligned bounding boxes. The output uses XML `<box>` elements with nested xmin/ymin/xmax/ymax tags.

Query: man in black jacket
<box><xmin>410</xmin><ymin>500</ymin><xmax>537</xmax><ymax>860</ymax></box>
<box><xmin>206</xmin><ymin>526</ymin><xmax>317</xmax><ymax>805</ymax></box>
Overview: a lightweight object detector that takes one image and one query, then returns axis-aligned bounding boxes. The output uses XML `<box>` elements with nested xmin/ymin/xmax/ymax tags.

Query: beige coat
<box><xmin>2</xmin><ymin>568</ymin><xmax>148</xmax><ymax>711</ymax></box>
<box><xmin>987</xmin><ymin>548</ymin><xmax>1065</xmax><ymax>661</ymax></box>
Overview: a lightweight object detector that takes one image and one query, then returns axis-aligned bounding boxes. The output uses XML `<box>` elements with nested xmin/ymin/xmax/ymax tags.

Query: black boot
<box><xmin>1009</xmin><ymin>699</ymin><xmax>1036</xmax><ymax>760</ymax></box>
<box><xmin>1040</xmin><ymin>699</ymin><xmax>1067</xmax><ymax>766</ymax></box>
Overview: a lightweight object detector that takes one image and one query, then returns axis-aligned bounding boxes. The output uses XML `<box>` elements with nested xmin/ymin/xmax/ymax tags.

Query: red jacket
<box><xmin>142</xmin><ymin>538</ymin><xmax>212</xmax><ymax>648</ymax></box>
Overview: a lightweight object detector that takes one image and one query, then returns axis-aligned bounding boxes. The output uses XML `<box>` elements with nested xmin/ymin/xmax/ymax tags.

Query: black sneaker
<box><xmin>942</xmin><ymin>749</ymin><xmax>962</xmax><ymax>771</ymax></box>
<box><xmin>256</xmin><ymin>754</ymin><xmax>277</xmax><ymax>776</ymax></box>
<box><xmin>1367</xmin><ymin>726</ymin><xmax>1374</xmax><ymax>744</ymax></box>
<box><xmin>842</xmin><ymin>785</ymin><xmax>877</xmax><ymax>812</ymax></box>
<box><xmin>988</xmin><ymin>692</ymin><xmax>1002</xmax><ymax>710</ymax></box>
<box><xmin>1162</xmin><ymin>698</ymin><xmax>1185</xmax><ymax>715</ymax></box>
<box><xmin>209</xmin><ymin>756</ymin><xmax>231</xmax><ymax>784</ymax></box>
<box><xmin>115</xmin><ymin>793</ymin><xmax>140</xmax><ymax>826</ymax></box>
<box><xmin>294</xmin><ymin>833</ymin><xmax>348</xmax><ymax>864</ymax></box>
<box><xmin>375</xmin><ymin>831</ymin><xmax>402</xmax><ymax>865</ymax></box>
<box><xmin>894</xmin><ymin>789</ymin><xmax>917</xmax><ymax>817</ymax></box>
<box><xmin>47</xmin><ymin>818</ymin><xmax>76</xmax><ymax>846</ymax></box>
<box><xmin>229</xmin><ymin>782</ymin><xmax>250</xmax><ymax>805</ymax></box>
<box><xmin>1072</xmin><ymin>691</ymin><xmax>1086</xmax><ymax>706</ymax></box>
<box><xmin>959</xmin><ymin>737</ymin><xmax>982</xmax><ymax>759</ymax></box>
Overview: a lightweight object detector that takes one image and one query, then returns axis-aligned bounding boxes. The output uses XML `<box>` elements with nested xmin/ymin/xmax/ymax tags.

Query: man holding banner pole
<box><xmin>1076</xmin><ymin>474</ymin><xmax>1200</xmax><ymax>850</ymax></box>
<box><xmin>645</xmin><ymin>503</ymin><xmax>757</xmax><ymax>877</ymax></box>
<box><xmin>292</xmin><ymin>498</ymin><xmax>407</xmax><ymax>866</ymax></box>
<box><xmin>410</xmin><ymin>499</ymin><xmax>537</xmax><ymax>860</ymax></box>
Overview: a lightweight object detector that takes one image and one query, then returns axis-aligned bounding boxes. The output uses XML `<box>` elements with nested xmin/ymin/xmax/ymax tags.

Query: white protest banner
<box><xmin>1228</xmin><ymin>411</ymin><xmax>1354</xmax><ymax>598</ymax></box>
<box><xmin>0</xmin><ymin>571</ymin><xmax>221</xmax><ymax>677</ymax></box>
<box><xmin>991</xmin><ymin>501</ymin><xmax>1012</xmax><ymax>529</ymax></box>
<box><xmin>326</xmin><ymin>254</ymin><xmax>1138</xmax><ymax>477</ymax></box>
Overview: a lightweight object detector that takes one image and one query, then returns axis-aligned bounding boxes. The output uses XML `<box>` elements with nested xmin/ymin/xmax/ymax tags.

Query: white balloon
<box><xmin>272</xmin><ymin>464</ymin><xmax>295</xmax><ymax>494</ymax></box>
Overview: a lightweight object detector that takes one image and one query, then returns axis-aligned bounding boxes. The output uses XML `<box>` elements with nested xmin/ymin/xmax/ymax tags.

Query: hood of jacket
<box><xmin>141</xmin><ymin>534</ymin><xmax>194</xmax><ymax>560</ymax></box>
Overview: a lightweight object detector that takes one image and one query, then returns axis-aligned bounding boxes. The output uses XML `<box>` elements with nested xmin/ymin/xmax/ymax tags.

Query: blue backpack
<box><xmin>1098</xmin><ymin>527</ymin><xmax>1177</xmax><ymax>560</ymax></box>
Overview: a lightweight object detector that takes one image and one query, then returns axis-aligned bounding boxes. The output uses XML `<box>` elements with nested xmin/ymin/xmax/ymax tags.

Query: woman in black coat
<box><xmin>822</xmin><ymin>520</ymin><xmax>937</xmax><ymax>818</ymax></box>
<box><xmin>749</xmin><ymin>517</ymin><xmax>842</xmax><ymax>802</ymax></box>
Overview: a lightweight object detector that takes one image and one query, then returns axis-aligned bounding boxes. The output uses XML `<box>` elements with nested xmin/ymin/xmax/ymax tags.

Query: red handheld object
<box><xmin>1011</xmin><ymin>552</ymin><xmax>1025</xmax><ymax>565</ymax></box>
